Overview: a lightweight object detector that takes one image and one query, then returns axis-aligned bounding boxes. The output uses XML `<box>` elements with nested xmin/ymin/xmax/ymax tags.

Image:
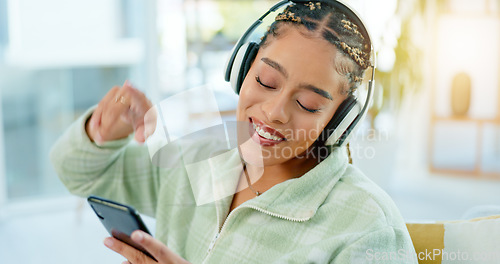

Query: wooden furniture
<box><xmin>428</xmin><ymin>0</ymin><xmax>500</xmax><ymax>179</ymax></box>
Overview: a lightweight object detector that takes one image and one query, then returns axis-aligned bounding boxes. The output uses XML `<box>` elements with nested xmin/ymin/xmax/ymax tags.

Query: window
<box><xmin>0</xmin><ymin>0</ymin><xmax>152</xmax><ymax>205</ymax></box>
<box><xmin>0</xmin><ymin>0</ymin><xmax>278</xmax><ymax>208</ymax></box>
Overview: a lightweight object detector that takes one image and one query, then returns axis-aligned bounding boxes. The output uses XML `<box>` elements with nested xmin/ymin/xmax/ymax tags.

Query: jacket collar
<box><xmin>242</xmin><ymin>147</ymin><xmax>349</xmax><ymax>221</ymax></box>
<box><xmin>205</xmin><ymin>147</ymin><xmax>349</xmax><ymax>223</ymax></box>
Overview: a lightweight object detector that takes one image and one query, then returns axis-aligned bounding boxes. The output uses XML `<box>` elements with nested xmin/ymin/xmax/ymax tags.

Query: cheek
<box><xmin>291</xmin><ymin>118</ymin><xmax>324</xmax><ymax>143</ymax></box>
<box><xmin>292</xmin><ymin>111</ymin><xmax>334</xmax><ymax>143</ymax></box>
<box><xmin>237</xmin><ymin>76</ymin><xmax>263</xmax><ymax>109</ymax></box>
<box><xmin>236</xmin><ymin>77</ymin><xmax>258</xmax><ymax>119</ymax></box>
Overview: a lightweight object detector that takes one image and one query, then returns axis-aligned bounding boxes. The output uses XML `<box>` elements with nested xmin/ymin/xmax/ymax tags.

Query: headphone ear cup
<box><xmin>320</xmin><ymin>96</ymin><xmax>361</xmax><ymax>146</ymax></box>
<box><xmin>229</xmin><ymin>42</ymin><xmax>259</xmax><ymax>94</ymax></box>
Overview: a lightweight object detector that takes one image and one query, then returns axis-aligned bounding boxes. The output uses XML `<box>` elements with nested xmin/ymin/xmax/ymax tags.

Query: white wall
<box><xmin>0</xmin><ymin>68</ymin><xmax>6</xmax><ymax>210</ymax></box>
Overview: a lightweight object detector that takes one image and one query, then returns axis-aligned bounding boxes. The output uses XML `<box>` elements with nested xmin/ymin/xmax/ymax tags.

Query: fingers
<box><xmin>123</xmin><ymin>85</ymin><xmax>153</xmax><ymax>143</ymax></box>
<box><xmin>143</xmin><ymin>106</ymin><xmax>158</xmax><ymax>140</ymax></box>
<box><xmin>131</xmin><ymin>231</ymin><xmax>190</xmax><ymax>264</ymax></box>
<box><xmin>135</xmin><ymin>125</ymin><xmax>147</xmax><ymax>143</ymax></box>
<box><xmin>99</xmin><ymin>84</ymin><xmax>134</xmax><ymax>137</ymax></box>
<box><xmin>103</xmin><ymin>232</ymin><xmax>190</xmax><ymax>264</ymax></box>
<box><xmin>88</xmin><ymin>80</ymin><xmax>153</xmax><ymax>143</ymax></box>
<box><xmin>88</xmin><ymin>86</ymin><xmax>120</xmax><ymax>144</ymax></box>
<box><xmin>104</xmin><ymin>237</ymin><xmax>156</xmax><ymax>264</ymax></box>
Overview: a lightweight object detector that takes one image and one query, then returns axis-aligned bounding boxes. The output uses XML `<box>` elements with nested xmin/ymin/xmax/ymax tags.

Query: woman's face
<box><xmin>236</xmin><ymin>25</ymin><xmax>348</xmax><ymax>167</ymax></box>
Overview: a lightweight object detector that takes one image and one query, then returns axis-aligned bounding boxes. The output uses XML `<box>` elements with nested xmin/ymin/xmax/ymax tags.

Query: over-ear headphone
<box><xmin>224</xmin><ymin>0</ymin><xmax>376</xmax><ymax>147</ymax></box>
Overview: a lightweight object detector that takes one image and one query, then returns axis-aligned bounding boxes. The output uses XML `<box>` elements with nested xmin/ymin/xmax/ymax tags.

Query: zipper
<box><xmin>208</xmin><ymin>195</ymin><xmax>227</xmax><ymax>254</ymax></box>
<box><xmin>245</xmin><ymin>205</ymin><xmax>312</xmax><ymax>222</ymax></box>
<box><xmin>202</xmin><ymin>207</ymin><xmax>240</xmax><ymax>264</ymax></box>
<box><xmin>207</xmin><ymin>232</ymin><xmax>219</xmax><ymax>253</ymax></box>
<box><xmin>201</xmin><ymin>205</ymin><xmax>311</xmax><ymax>263</ymax></box>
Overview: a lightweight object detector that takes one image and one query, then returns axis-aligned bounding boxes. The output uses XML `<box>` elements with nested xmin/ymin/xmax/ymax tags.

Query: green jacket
<box><xmin>50</xmin><ymin>109</ymin><xmax>417</xmax><ymax>263</ymax></box>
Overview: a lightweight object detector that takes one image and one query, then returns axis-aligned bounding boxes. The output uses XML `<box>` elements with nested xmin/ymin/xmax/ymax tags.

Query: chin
<box><xmin>238</xmin><ymin>140</ymin><xmax>307</xmax><ymax>168</ymax></box>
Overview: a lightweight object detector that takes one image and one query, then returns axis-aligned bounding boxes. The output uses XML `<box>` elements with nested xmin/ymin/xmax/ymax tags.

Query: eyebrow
<box><xmin>300</xmin><ymin>84</ymin><xmax>333</xmax><ymax>100</ymax></box>
<box><xmin>261</xmin><ymin>57</ymin><xmax>288</xmax><ymax>78</ymax></box>
<box><xmin>261</xmin><ymin>57</ymin><xmax>333</xmax><ymax>101</ymax></box>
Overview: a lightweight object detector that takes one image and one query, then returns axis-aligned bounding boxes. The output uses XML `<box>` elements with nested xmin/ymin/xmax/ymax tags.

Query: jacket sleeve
<box><xmin>49</xmin><ymin>107</ymin><xmax>161</xmax><ymax>216</ymax></box>
<box><xmin>332</xmin><ymin>226</ymin><xmax>418</xmax><ymax>264</ymax></box>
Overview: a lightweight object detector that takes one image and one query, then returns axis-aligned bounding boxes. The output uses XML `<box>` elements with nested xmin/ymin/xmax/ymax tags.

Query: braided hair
<box><xmin>260</xmin><ymin>1</ymin><xmax>371</xmax><ymax>95</ymax></box>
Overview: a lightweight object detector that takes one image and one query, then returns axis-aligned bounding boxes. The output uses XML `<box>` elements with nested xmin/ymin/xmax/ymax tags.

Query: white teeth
<box><xmin>252</xmin><ymin>122</ymin><xmax>283</xmax><ymax>141</ymax></box>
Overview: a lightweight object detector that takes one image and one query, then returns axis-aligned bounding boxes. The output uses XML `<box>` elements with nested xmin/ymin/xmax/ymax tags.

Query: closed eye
<box><xmin>297</xmin><ymin>101</ymin><xmax>319</xmax><ymax>113</ymax></box>
<box><xmin>255</xmin><ymin>76</ymin><xmax>275</xmax><ymax>89</ymax></box>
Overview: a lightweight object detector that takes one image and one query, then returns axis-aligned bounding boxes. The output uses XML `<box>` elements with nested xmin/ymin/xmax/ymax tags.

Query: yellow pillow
<box><xmin>406</xmin><ymin>215</ymin><xmax>500</xmax><ymax>264</ymax></box>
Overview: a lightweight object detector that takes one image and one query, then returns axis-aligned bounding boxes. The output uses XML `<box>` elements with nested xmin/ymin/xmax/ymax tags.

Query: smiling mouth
<box><xmin>249</xmin><ymin>118</ymin><xmax>287</xmax><ymax>143</ymax></box>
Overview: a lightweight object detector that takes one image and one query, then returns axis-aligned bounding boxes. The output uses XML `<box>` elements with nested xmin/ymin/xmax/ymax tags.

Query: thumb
<box><xmin>134</xmin><ymin>124</ymin><xmax>146</xmax><ymax>143</ymax></box>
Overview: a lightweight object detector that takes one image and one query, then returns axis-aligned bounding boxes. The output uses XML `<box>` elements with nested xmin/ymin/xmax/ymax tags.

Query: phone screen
<box><xmin>87</xmin><ymin>195</ymin><xmax>156</xmax><ymax>261</ymax></box>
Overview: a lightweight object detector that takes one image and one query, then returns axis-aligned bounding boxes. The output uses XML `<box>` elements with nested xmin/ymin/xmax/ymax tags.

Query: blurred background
<box><xmin>0</xmin><ymin>0</ymin><xmax>499</xmax><ymax>263</ymax></box>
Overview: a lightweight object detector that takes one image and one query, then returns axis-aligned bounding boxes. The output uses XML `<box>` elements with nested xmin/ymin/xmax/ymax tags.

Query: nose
<box><xmin>261</xmin><ymin>92</ymin><xmax>290</xmax><ymax>124</ymax></box>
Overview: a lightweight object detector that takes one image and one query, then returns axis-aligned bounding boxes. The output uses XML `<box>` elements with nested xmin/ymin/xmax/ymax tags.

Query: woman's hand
<box><xmin>86</xmin><ymin>80</ymin><xmax>154</xmax><ymax>144</ymax></box>
<box><xmin>104</xmin><ymin>231</ymin><xmax>190</xmax><ymax>264</ymax></box>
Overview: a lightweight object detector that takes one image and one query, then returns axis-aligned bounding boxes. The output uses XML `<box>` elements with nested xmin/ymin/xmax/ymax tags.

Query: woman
<box><xmin>51</xmin><ymin>1</ymin><xmax>417</xmax><ymax>263</ymax></box>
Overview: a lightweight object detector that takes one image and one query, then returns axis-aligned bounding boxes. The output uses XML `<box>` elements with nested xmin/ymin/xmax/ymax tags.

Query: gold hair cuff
<box><xmin>305</xmin><ymin>2</ymin><xmax>321</xmax><ymax>10</ymax></box>
<box><xmin>275</xmin><ymin>10</ymin><xmax>302</xmax><ymax>23</ymax></box>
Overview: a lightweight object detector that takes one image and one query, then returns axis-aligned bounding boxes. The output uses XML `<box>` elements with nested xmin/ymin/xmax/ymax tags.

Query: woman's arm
<box><xmin>50</xmin><ymin>107</ymin><xmax>161</xmax><ymax>216</ymax></box>
<box><xmin>50</xmin><ymin>82</ymin><xmax>161</xmax><ymax>216</ymax></box>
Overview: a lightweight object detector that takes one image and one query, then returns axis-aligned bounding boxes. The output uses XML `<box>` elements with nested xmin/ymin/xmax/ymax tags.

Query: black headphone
<box><xmin>224</xmin><ymin>0</ymin><xmax>376</xmax><ymax>147</ymax></box>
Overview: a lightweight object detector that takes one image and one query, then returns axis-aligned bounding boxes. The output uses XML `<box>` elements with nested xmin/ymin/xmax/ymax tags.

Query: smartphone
<box><xmin>87</xmin><ymin>195</ymin><xmax>157</xmax><ymax>261</ymax></box>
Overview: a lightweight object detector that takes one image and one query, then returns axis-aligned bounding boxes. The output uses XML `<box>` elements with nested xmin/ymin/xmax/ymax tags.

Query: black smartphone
<box><xmin>87</xmin><ymin>195</ymin><xmax>157</xmax><ymax>261</ymax></box>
